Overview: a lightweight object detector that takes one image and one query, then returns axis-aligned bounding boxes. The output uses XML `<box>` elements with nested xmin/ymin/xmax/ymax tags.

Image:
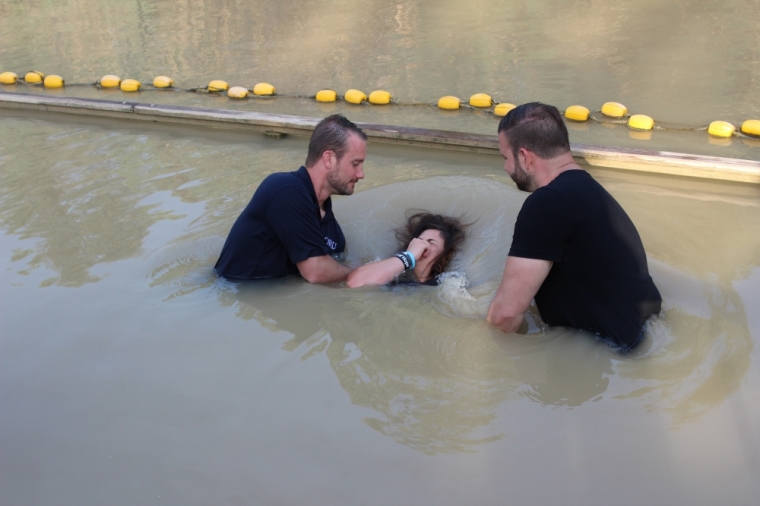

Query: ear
<box><xmin>321</xmin><ymin>149</ymin><xmax>335</xmax><ymax>169</ymax></box>
<box><xmin>518</xmin><ymin>147</ymin><xmax>533</xmax><ymax>170</ymax></box>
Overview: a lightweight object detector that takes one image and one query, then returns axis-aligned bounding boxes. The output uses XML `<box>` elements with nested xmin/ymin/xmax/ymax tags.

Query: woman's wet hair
<box><xmin>396</xmin><ymin>211</ymin><xmax>467</xmax><ymax>277</ymax></box>
<box><xmin>305</xmin><ymin>114</ymin><xmax>367</xmax><ymax>167</ymax></box>
<box><xmin>497</xmin><ymin>102</ymin><xmax>570</xmax><ymax>160</ymax></box>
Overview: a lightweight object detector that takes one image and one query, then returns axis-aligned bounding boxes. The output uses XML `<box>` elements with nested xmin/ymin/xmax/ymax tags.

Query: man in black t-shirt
<box><xmin>214</xmin><ymin>114</ymin><xmax>367</xmax><ymax>283</ymax></box>
<box><xmin>487</xmin><ymin>103</ymin><xmax>661</xmax><ymax>352</ymax></box>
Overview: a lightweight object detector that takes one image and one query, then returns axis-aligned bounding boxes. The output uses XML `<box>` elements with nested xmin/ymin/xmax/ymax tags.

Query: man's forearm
<box><xmin>297</xmin><ymin>255</ymin><xmax>352</xmax><ymax>284</ymax></box>
<box><xmin>486</xmin><ymin>256</ymin><xmax>551</xmax><ymax>333</ymax></box>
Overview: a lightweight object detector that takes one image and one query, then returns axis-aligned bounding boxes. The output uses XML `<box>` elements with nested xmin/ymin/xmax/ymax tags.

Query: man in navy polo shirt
<box><xmin>486</xmin><ymin>103</ymin><xmax>661</xmax><ymax>353</ymax></box>
<box><xmin>214</xmin><ymin>114</ymin><xmax>366</xmax><ymax>283</ymax></box>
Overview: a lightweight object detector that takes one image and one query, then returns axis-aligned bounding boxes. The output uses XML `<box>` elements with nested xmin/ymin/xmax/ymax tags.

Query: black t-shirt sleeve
<box><xmin>265</xmin><ymin>185</ymin><xmax>332</xmax><ymax>264</ymax></box>
<box><xmin>509</xmin><ymin>188</ymin><xmax>574</xmax><ymax>263</ymax></box>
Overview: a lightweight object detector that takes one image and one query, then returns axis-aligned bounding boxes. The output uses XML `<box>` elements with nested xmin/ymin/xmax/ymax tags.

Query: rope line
<box><xmin>1</xmin><ymin>72</ymin><xmax>758</xmax><ymax>142</ymax></box>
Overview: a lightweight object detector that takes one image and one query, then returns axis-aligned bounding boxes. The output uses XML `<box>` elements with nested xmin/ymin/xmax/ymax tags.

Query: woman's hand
<box><xmin>406</xmin><ymin>237</ymin><xmax>431</xmax><ymax>261</ymax></box>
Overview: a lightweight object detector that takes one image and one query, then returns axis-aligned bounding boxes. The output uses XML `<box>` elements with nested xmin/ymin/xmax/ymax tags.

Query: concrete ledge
<box><xmin>2</xmin><ymin>91</ymin><xmax>759</xmax><ymax>183</ymax></box>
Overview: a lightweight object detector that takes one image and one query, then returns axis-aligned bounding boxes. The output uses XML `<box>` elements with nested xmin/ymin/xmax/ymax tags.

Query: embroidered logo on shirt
<box><xmin>324</xmin><ymin>237</ymin><xmax>337</xmax><ymax>250</ymax></box>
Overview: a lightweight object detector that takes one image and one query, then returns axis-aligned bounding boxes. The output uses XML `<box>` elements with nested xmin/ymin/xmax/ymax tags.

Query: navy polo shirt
<box><xmin>214</xmin><ymin>166</ymin><xmax>346</xmax><ymax>280</ymax></box>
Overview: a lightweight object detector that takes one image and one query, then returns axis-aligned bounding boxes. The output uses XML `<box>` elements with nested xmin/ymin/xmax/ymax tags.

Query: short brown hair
<box><xmin>396</xmin><ymin>212</ymin><xmax>467</xmax><ymax>277</ymax></box>
<box><xmin>497</xmin><ymin>102</ymin><xmax>570</xmax><ymax>160</ymax></box>
<box><xmin>305</xmin><ymin>114</ymin><xmax>367</xmax><ymax>167</ymax></box>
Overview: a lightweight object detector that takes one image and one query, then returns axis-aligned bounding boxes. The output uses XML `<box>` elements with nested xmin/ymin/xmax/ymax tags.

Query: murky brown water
<box><xmin>2</xmin><ymin>109</ymin><xmax>759</xmax><ymax>505</ymax></box>
<box><xmin>2</xmin><ymin>1</ymin><xmax>760</xmax><ymax>505</ymax></box>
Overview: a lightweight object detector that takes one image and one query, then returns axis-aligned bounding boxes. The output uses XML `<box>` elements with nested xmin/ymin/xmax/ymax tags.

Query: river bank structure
<box><xmin>2</xmin><ymin>92</ymin><xmax>759</xmax><ymax>184</ymax></box>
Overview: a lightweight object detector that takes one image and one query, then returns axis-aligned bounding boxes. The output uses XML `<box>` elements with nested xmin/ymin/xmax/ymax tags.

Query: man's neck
<box><xmin>533</xmin><ymin>152</ymin><xmax>581</xmax><ymax>189</ymax></box>
<box><xmin>306</xmin><ymin>165</ymin><xmax>332</xmax><ymax>208</ymax></box>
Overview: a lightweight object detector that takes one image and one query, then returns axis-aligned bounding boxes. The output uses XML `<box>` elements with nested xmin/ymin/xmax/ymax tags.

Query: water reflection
<box><xmin>1</xmin><ymin>117</ymin><xmax>756</xmax><ymax>455</ymax></box>
<box><xmin>206</xmin><ymin>257</ymin><xmax>752</xmax><ymax>454</ymax></box>
<box><xmin>0</xmin><ymin>116</ymin><xmax>299</xmax><ymax>287</ymax></box>
<box><xmin>224</xmin><ymin>281</ymin><xmax>511</xmax><ymax>454</ymax></box>
<box><xmin>616</xmin><ymin>261</ymin><xmax>753</xmax><ymax>426</ymax></box>
<box><xmin>200</xmin><ymin>177</ymin><xmax>754</xmax><ymax>454</ymax></box>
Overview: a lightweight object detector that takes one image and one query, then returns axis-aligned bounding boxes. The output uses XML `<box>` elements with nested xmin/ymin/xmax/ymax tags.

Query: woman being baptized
<box><xmin>346</xmin><ymin>211</ymin><xmax>466</xmax><ymax>288</ymax></box>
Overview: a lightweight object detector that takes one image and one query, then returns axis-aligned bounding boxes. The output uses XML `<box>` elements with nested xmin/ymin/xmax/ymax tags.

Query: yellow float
<box><xmin>494</xmin><ymin>103</ymin><xmax>517</xmax><ymax>117</ymax></box>
<box><xmin>253</xmin><ymin>82</ymin><xmax>275</xmax><ymax>96</ymax></box>
<box><xmin>565</xmin><ymin>105</ymin><xmax>590</xmax><ymax>122</ymax></box>
<box><xmin>315</xmin><ymin>89</ymin><xmax>337</xmax><ymax>102</ymax></box>
<box><xmin>99</xmin><ymin>75</ymin><xmax>121</xmax><ymax>88</ymax></box>
<box><xmin>227</xmin><ymin>86</ymin><xmax>249</xmax><ymax>98</ymax></box>
<box><xmin>601</xmin><ymin>102</ymin><xmax>627</xmax><ymax>118</ymax></box>
<box><xmin>628</xmin><ymin>114</ymin><xmax>654</xmax><ymax>131</ymax></box>
<box><xmin>207</xmin><ymin>80</ymin><xmax>229</xmax><ymax>92</ymax></box>
<box><xmin>437</xmin><ymin>96</ymin><xmax>461</xmax><ymax>110</ymax></box>
<box><xmin>740</xmin><ymin>119</ymin><xmax>760</xmax><ymax>137</ymax></box>
<box><xmin>24</xmin><ymin>71</ymin><xmax>45</xmax><ymax>83</ymax></box>
<box><xmin>707</xmin><ymin>121</ymin><xmax>735</xmax><ymax>138</ymax></box>
<box><xmin>153</xmin><ymin>76</ymin><xmax>174</xmax><ymax>88</ymax></box>
<box><xmin>120</xmin><ymin>79</ymin><xmax>141</xmax><ymax>92</ymax></box>
<box><xmin>344</xmin><ymin>89</ymin><xmax>367</xmax><ymax>104</ymax></box>
<box><xmin>43</xmin><ymin>75</ymin><xmax>64</xmax><ymax>88</ymax></box>
<box><xmin>368</xmin><ymin>90</ymin><xmax>391</xmax><ymax>105</ymax></box>
<box><xmin>469</xmin><ymin>93</ymin><xmax>493</xmax><ymax>108</ymax></box>
<box><xmin>0</xmin><ymin>71</ymin><xmax>19</xmax><ymax>84</ymax></box>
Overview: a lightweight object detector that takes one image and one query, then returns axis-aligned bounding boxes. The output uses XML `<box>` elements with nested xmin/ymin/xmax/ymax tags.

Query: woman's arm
<box><xmin>346</xmin><ymin>256</ymin><xmax>407</xmax><ymax>288</ymax></box>
<box><xmin>346</xmin><ymin>239</ymin><xmax>430</xmax><ymax>288</ymax></box>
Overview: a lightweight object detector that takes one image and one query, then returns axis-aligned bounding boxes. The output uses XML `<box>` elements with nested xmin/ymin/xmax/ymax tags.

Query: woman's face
<box><xmin>417</xmin><ymin>229</ymin><xmax>445</xmax><ymax>261</ymax></box>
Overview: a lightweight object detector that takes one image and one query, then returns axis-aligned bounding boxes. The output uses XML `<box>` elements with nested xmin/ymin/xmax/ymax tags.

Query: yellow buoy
<box><xmin>565</xmin><ymin>105</ymin><xmax>590</xmax><ymax>122</ymax></box>
<box><xmin>24</xmin><ymin>71</ymin><xmax>45</xmax><ymax>83</ymax></box>
<box><xmin>99</xmin><ymin>75</ymin><xmax>121</xmax><ymax>88</ymax></box>
<box><xmin>601</xmin><ymin>102</ymin><xmax>627</xmax><ymax>118</ymax></box>
<box><xmin>0</xmin><ymin>71</ymin><xmax>19</xmax><ymax>84</ymax></box>
<box><xmin>494</xmin><ymin>103</ymin><xmax>517</xmax><ymax>117</ymax></box>
<box><xmin>707</xmin><ymin>120</ymin><xmax>735</xmax><ymax>138</ymax></box>
<box><xmin>469</xmin><ymin>93</ymin><xmax>492</xmax><ymax>108</ymax></box>
<box><xmin>628</xmin><ymin>114</ymin><xmax>654</xmax><ymax>131</ymax></box>
<box><xmin>227</xmin><ymin>86</ymin><xmax>249</xmax><ymax>98</ymax></box>
<box><xmin>153</xmin><ymin>76</ymin><xmax>174</xmax><ymax>88</ymax></box>
<box><xmin>208</xmin><ymin>80</ymin><xmax>229</xmax><ymax>92</ymax></box>
<box><xmin>316</xmin><ymin>89</ymin><xmax>337</xmax><ymax>102</ymax></box>
<box><xmin>740</xmin><ymin>119</ymin><xmax>760</xmax><ymax>137</ymax></box>
<box><xmin>120</xmin><ymin>79</ymin><xmax>141</xmax><ymax>92</ymax></box>
<box><xmin>368</xmin><ymin>90</ymin><xmax>391</xmax><ymax>105</ymax></box>
<box><xmin>438</xmin><ymin>96</ymin><xmax>461</xmax><ymax>110</ymax></box>
<box><xmin>344</xmin><ymin>89</ymin><xmax>367</xmax><ymax>104</ymax></box>
<box><xmin>43</xmin><ymin>75</ymin><xmax>64</xmax><ymax>88</ymax></box>
<box><xmin>252</xmin><ymin>82</ymin><xmax>275</xmax><ymax>96</ymax></box>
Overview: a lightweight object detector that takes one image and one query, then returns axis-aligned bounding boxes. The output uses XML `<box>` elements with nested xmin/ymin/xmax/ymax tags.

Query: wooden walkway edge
<box><xmin>2</xmin><ymin>92</ymin><xmax>759</xmax><ymax>184</ymax></box>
